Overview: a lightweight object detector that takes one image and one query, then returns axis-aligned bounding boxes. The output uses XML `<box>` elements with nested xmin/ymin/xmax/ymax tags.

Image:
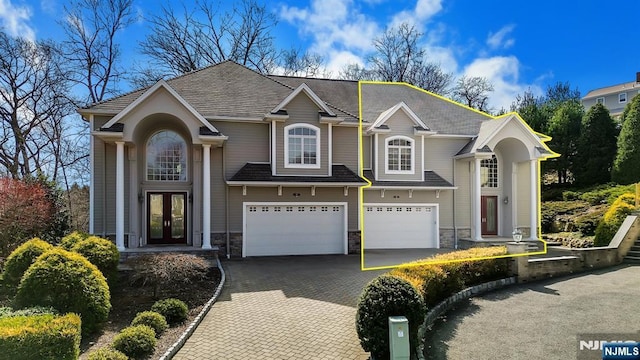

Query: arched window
<box><xmin>480</xmin><ymin>155</ymin><xmax>498</xmax><ymax>187</ymax></box>
<box><xmin>386</xmin><ymin>136</ymin><xmax>414</xmax><ymax>173</ymax></box>
<box><xmin>285</xmin><ymin>124</ymin><xmax>320</xmax><ymax>168</ymax></box>
<box><xmin>146</xmin><ymin>130</ymin><xmax>187</xmax><ymax>181</ymax></box>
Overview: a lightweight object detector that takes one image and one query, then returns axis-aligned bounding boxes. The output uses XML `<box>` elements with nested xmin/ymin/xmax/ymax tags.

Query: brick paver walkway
<box><xmin>173</xmin><ymin>255</ymin><xmax>384</xmax><ymax>360</ymax></box>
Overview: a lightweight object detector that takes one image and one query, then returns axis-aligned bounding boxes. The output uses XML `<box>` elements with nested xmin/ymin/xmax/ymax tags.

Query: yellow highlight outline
<box><xmin>357</xmin><ymin>80</ymin><xmax>558</xmax><ymax>271</ymax></box>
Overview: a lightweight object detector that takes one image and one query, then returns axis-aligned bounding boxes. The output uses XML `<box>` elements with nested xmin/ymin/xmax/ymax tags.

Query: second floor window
<box><xmin>480</xmin><ymin>155</ymin><xmax>498</xmax><ymax>188</ymax></box>
<box><xmin>285</xmin><ymin>124</ymin><xmax>320</xmax><ymax>168</ymax></box>
<box><xmin>386</xmin><ymin>137</ymin><xmax>413</xmax><ymax>173</ymax></box>
<box><xmin>147</xmin><ymin>130</ymin><xmax>188</xmax><ymax>181</ymax></box>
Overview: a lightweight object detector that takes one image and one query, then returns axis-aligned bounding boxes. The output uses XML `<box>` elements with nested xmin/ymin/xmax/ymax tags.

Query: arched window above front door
<box><xmin>146</xmin><ymin>130</ymin><xmax>188</xmax><ymax>181</ymax></box>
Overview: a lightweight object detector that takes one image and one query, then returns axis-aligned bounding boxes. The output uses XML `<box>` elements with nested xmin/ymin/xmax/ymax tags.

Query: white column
<box><xmin>202</xmin><ymin>144</ymin><xmax>212</xmax><ymax>249</ymax></box>
<box><xmin>115</xmin><ymin>141</ymin><xmax>125</xmax><ymax>251</ymax></box>
<box><xmin>529</xmin><ymin>159</ymin><xmax>538</xmax><ymax>240</ymax></box>
<box><xmin>474</xmin><ymin>158</ymin><xmax>482</xmax><ymax>241</ymax></box>
<box><xmin>89</xmin><ymin>116</ymin><xmax>94</xmax><ymax>234</ymax></box>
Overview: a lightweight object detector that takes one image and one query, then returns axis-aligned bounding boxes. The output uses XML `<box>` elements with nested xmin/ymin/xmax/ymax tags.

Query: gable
<box><xmin>477</xmin><ymin>113</ymin><xmax>558</xmax><ymax>159</ymax></box>
<box><xmin>272</xmin><ymin>83</ymin><xmax>335</xmax><ymax>116</ymax></box>
<box><xmin>367</xmin><ymin>102</ymin><xmax>430</xmax><ymax>133</ymax></box>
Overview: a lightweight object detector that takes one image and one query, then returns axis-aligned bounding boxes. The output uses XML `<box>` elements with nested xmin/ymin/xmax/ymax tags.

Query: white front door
<box><xmin>243</xmin><ymin>203</ymin><xmax>347</xmax><ymax>257</ymax></box>
<box><xmin>363</xmin><ymin>203</ymin><xmax>439</xmax><ymax>249</ymax></box>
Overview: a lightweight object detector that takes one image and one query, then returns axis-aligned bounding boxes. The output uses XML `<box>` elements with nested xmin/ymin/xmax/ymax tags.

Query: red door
<box><xmin>481</xmin><ymin>196</ymin><xmax>498</xmax><ymax>236</ymax></box>
<box><xmin>148</xmin><ymin>192</ymin><xmax>187</xmax><ymax>244</ymax></box>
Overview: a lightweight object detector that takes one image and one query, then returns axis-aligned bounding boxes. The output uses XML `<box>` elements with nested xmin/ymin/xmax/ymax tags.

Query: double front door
<box><xmin>148</xmin><ymin>192</ymin><xmax>187</xmax><ymax>244</ymax></box>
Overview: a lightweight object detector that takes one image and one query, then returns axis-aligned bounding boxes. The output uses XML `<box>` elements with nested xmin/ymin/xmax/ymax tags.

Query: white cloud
<box><xmin>40</xmin><ymin>0</ymin><xmax>56</xmax><ymax>15</ymax></box>
<box><xmin>462</xmin><ymin>56</ymin><xmax>542</xmax><ymax>111</ymax></box>
<box><xmin>324</xmin><ymin>50</ymin><xmax>366</xmax><ymax>75</ymax></box>
<box><xmin>0</xmin><ymin>0</ymin><xmax>35</xmax><ymax>40</ymax></box>
<box><xmin>487</xmin><ymin>24</ymin><xmax>516</xmax><ymax>50</ymax></box>
<box><xmin>390</xmin><ymin>0</ymin><xmax>442</xmax><ymax>30</ymax></box>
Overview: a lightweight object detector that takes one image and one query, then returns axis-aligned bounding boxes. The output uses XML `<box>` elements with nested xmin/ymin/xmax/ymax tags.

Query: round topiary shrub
<box><xmin>87</xmin><ymin>347</ymin><xmax>128</xmax><ymax>360</ymax></box>
<box><xmin>131</xmin><ymin>311</ymin><xmax>168</xmax><ymax>338</ymax></box>
<box><xmin>13</xmin><ymin>248</ymin><xmax>111</xmax><ymax>334</ymax></box>
<box><xmin>356</xmin><ymin>275</ymin><xmax>425</xmax><ymax>360</ymax></box>
<box><xmin>1</xmin><ymin>238</ymin><xmax>53</xmax><ymax>295</ymax></box>
<box><xmin>59</xmin><ymin>231</ymin><xmax>89</xmax><ymax>250</ymax></box>
<box><xmin>71</xmin><ymin>236</ymin><xmax>119</xmax><ymax>284</ymax></box>
<box><xmin>112</xmin><ymin>325</ymin><xmax>157</xmax><ymax>359</ymax></box>
<box><xmin>151</xmin><ymin>298</ymin><xmax>188</xmax><ymax>326</ymax></box>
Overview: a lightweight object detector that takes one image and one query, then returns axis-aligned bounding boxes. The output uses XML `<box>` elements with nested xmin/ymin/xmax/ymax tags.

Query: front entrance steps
<box><xmin>458</xmin><ymin>237</ymin><xmax>544</xmax><ymax>252</ymax></box>
<box><xmin>624</xmin><ymin>238</ymin><xmax>640</xmax><ymax>264</ymax></box>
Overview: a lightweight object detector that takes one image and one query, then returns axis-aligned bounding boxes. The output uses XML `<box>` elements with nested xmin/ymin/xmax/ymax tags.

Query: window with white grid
<box><xmin>481</xmin><ymin>155</ymin><xmax>498</xmax><ymax>188</ymax></box>
<box><xmin>285</xmin><ymin>124</ymin><xmax>320</xmax><ymax>168</ymax></box>
<box><xmin>146</xmin><ymin>130</ymin><xmax>187</xmax><ymax>181</ymax></box>
<box><xmin>386</xmin><ymin>136</ymin><xmax>413</xmax><ymax>173</ymax></box>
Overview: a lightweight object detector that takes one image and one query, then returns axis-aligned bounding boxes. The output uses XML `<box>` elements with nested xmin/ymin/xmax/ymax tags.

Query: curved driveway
<box><xmin>174</xmin><ymin>255</ymin><xmax>384</xmax><ymax>360</ymax></box>
<box><xmin>424</xmin><ymin>264</ymin><xmax>640</xmax><ymax>360</ymax></box>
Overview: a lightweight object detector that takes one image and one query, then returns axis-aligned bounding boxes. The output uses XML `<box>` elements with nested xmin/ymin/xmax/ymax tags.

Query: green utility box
<box><xmin>388</xmin><ymin>316</ymin><xmax>410</xmax><ymax>360</ymax></box>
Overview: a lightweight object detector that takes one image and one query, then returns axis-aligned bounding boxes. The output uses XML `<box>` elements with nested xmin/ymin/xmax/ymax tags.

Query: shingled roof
<box><xmin>229</xmin><ymin>163</ymin><xmax>367</xmax><ymax>184</ymax></box>
<box><xmin>363</xmin><ymin>170</ymin><xmax>454</xmax><ymax>188</ymax></box>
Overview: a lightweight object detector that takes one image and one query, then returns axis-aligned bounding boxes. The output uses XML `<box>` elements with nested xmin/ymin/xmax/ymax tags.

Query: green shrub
<box><xmin>0</xmin><ymin>306</ymin><xmax>58</xmax><ymax>319</ymax></box>
<box><xmin>128</xmin><ymin>253</ymin><xmax>209</xmax><ymax>297</ymax></box>
<box><xmin>594</xmin><ymin>193</ymin><xmax>637</xmax><ymax>246</ymax></box>
<box><xmin>71</xmin><ymin>236</ymin><xmax>119</xmax><ymax>284</ymax></box>
<box><xmin>561</xmin><ymin>237</ymin><xmax>594</xmax><ymax>248</ymax></box>
<box><xmin>0</xmin><ymin>313</ymin><xmax>81</xmax><ymax>360</ymax></box>
<box><xmin>356</xmin><ymin>275</ymin><xmax>424</xmax><ymax>360</ymax></box>
<box><xmin>59</xmin><ymin>231</ymin><xmax>89</xmax><ymax>250</ymax></box>
<box><xmin>14</xmin><ymin>248</ymin><xmax>111</xmax><ymax>334</ymax></box>
<box><xmin>574</xmin><ymin>207</ymin><xmax>606</xmax><ymax>236</ymax></box>
<box><xmin>131</xmin><ymin>311</ymin><xmax>168</xmax><ymax>338</ymax></box>
<box><xmin>562</xmin><ymin>190</ymin><xmax>580</xmax><ymax>201</ymax></box>
<box><xmin>1</xmin><ymin>238</ymin><xmax>54</xmax><ymax>295</ymax></box>
<box><xmin>151</xmin><ymin>298</ymin><xmax>188</xmax><ymax>326</ymax></box>
<box><xmin>112</xmin><ymin>325</ymin><xmax>156</xmax><ymax>359</ymax></box>
<box><xmin>87</xmin><ymin>347</ymin><xmax>128</xmax><ymax>360</ymax></box>
<box><xmin>540</xmin><ymin>201</ymin><xmax>590</xmax><ymax>233</ymax></box>
<box><xmin>579</xmin><ymin>184</ymin><xmax>635</xmax><ymax>206</ymax></box>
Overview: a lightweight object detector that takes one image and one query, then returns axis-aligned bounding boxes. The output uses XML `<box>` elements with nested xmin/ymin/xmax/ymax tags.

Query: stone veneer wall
<box><xmin>348</xmin><ymin>231</ymin><xmax>361</xmax><ymax>254</ymax></box>
<box><xmin>212</xmin><ymin>233</ymin><xmax>243</xmax><ymax>258</ymax></box>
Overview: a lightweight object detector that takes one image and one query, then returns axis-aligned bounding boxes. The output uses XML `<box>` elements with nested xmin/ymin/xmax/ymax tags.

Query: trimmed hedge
<box><xmin>112</xmin><ymin>325</ymin><xmax>157</xmax><ymax>359</ymax></box>
<box><xmin>87</xmin><ymin>347</ymin><xmax>128</xmax><ymax>360</ymax></box>
<box><xmin>0</xmin><ymin>313</ymin><xmax>81</xmax><ymax>360</ymax></box>
<box><xmin>356</xmin><ymin>275</ymin><xmax>425</xmax><ymax>360</ymax></box>
<box><xmin>0</xmin><ymin>306</ymin><xmax>58</xmax><ymax>319</ymax></box>
<box><xmin>151</xmin><ymin>298</ymin><xmax>188</xmax><ymax>326</ymax></box>
<box><xmin>594</xmin><ymin>193</ymin><xmax>637</xmax><ymax>246</ymax></box>
<box><xmin>71</xmin><ymin>236</ymin><xmax>119</xmax><ymax>284</ymax></box>
<box><xmin>131</xmin><ymin>311</ymin><xmax>168</xmax><ymax>338</ymax></box>
<box><xmin>14</xmin><ymin>248</ymin><xmax>111</xmax><ymax>334</ymax></box>
<box><xmin>1</xmin><ymin>238</ymin><xmax>54</xmax><ymax>295</ymax></box>
<box><xmin>59</xmin><ymin>231</ymin><xmax>89</xmax><ymax>251</ymax></box>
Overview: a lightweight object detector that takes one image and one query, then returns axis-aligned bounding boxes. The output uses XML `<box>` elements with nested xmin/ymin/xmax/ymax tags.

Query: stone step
<box><xmin>624</xmin><ymin>255</ymin><xmax>640</xmax><ymax>263</ymax></box>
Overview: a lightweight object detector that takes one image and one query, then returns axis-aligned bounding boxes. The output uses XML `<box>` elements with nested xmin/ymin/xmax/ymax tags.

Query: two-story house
<box><xmin>79</xmin><ymin>61</ymin><xmax>557</xmax><ymax>257</ymax></box>
<box><xmin>582</xmin><ymin>72</ymin><xmax>640</xmax><ymax>119</ymax></box>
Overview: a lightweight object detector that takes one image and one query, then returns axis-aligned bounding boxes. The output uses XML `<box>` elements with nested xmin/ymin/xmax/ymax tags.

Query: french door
<box><xmin>148</xmin><ymin>192</ymin><xmax>187</xmax><ymax>244</ymax></box>
<box><xmin>481</xmin><ymin>195</ymin><xmax>498</xmax><ymax>236</ymax></box>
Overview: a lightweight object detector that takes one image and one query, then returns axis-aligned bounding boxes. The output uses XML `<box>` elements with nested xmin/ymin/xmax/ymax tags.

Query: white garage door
<box><xmin>364</xmin><ymin>204</ymin><xmax>438</xmax><ymax>249</ymax></box>
<box><xmin>243</xmin><ymin>203</ymin><xmax>347</xmax><ymax>257</ymax></box>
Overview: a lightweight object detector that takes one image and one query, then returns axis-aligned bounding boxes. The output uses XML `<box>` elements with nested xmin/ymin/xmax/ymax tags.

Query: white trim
<box><xmin>271</xmin><ymin>83</ymin><xmax>335</xmax><ymax>116</ymax></box>
<box><xmin>89</xmin><ymin>115</ymin><xmax>95</xmax><ymax>234</ymax></box>
<box><xmin>145</xmin><ymin>130</ymin><xmax>189</xmax><ymax>182</ymax></box>
<box><xmin>363</xmin><ymin>203</ymin><xmax>440</xmax><ymax>249</ymax></box>
<box><xmin>242</xmin><ymin>201</ymin><xmax>348</xmax><ymax>257</ymax></box>
<box><xmin>421</xmin><ymin>135</ymin><xmax>425</xmax><ymax>181</ymax></box>
<box><xmin>284</xmin><ymin>123</ymin><xmax>321</xmax><ymax>169</ymax></box>
<box><xmin>202</xmin><ymin>144</ymin><xmax>212</xmax><ymax>249</ymax></box>
<box><xmin>596</xmin><ymin>97</ymin><xmax>605</xmax><ymax>105</ymax></box>
<box><xmin>367</xmin><ymin>102</ymin><xmax>429</xmax><ymax>131</ymax></box>
<box><xmin>476</xmin><ymin>114</ymin><xmax>543</xmax><ymax>154</ymax></box>
<box><xmin>103</xmin><ymin>80</ymin><xmax>219</xmax><ymax>134</ymax></box>
<box><xmin>328</xmin><ymin>123</ymin><xmax>333</xmax><ymax>176</ymax></box>
<box><xmin>271</xmin><ymin>121</ymin><xmax>276</xmax><ymax>176</ymax></box>
<box><xmin>529</xmin><ymin>159</ymin><xmax>538</xmax><ymax>240</ymax></box>
<box><xmin>430</xmin><ymin>134</ymin><xmax>475</xmax><ymax>139</ymax></box>
<box><xmin>115</xmin><ymin>141</ymin><xmax>125</xmax><ymax>251</ymax></box>
<box><xmin>384</xmin><ymin>135</ymin><xmax>415</xmax><ymax>175</ymax></box>
<box><xmin>374</xmin><ymin>133</ymin><xmax>379</xmax><ymax>181</ymax></box>
<box><xmin>365</xmin><ymin>186</ymin><xmax>457</xmax><ymax>190</ymax></box>
<box><xmin>226</xmin><ymin>181</ymin><xmax>365</xmax><ymax>187</ymax></box>
<box><xmin>619</xmin><ymin>92</ymin><xmax>627</xmax><ymax>103</ymax></box>
<box><xmin>205</xmin><ymin>115</ymin><xmax>264</xmax><ymax>122</ymax></box>
<box><xmin>474</xmin><ymin>158</ymin><xmax>482</xmax><ymax>241</ymax></box>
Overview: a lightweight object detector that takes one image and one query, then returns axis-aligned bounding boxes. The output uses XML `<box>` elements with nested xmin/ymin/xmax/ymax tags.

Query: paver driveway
<box><xmin>424</xmin><ymin>264</ymin><xmax>640</xmax><ymax>360</ymax></box>
<box><xmin>173</xmin><ymin>255</ymin><xmax>384</xmax><ymax>360</ymax></box>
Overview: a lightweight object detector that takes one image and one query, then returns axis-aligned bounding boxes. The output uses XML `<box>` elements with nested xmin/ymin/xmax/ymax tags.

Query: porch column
<box><xmin>115</xmin><ymin>141</ymin><xmax>125</xmax><ymax>251</ymax></box>
<box><xmin>529</xmin><ymin>159</ymin><xmax>538</xmax><ymax>240</ymax></box>
<box><xmin>202</xmin><ymin>144</ymin><xmax>212</xmax><ymax>249</ymax></box>
<box><xmin>474</xmin><ymin>158</ymin><xmax>482</xmax><ymax>241</ymax></box>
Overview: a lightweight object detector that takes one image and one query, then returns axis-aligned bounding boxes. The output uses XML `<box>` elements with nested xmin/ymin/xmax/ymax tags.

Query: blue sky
<box><xmin>2</xmin><ymin>0</ymin><xmax>640</xmax><ymax>110</ymax></box>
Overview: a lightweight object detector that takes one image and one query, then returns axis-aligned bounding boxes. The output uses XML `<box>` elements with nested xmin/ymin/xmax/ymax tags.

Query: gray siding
<box><xmin>424</xmin><ymin>138</ymin><xmax>469</xmax><ymax>182</ymax></box>
<box><xmin>228</xmin><ymin>186</ymin><xmax>359</xmax><ymax>232</ymax></box>
<box><xmin>93</xmin><ymin>137</ymin><xmax>105</xmax><ymax>234</ymax></box>
<box><xmin>454</xmin><ymin>160</ymin><xmax>471</xmax><ymax>228</ymax></box>
<box><xmin>363</xmin><ymin>135</ymin><xmax>372</xmax><ymax>170</ymax></box>
<box><xmin>375</xmin><ymin>111</ymin><xmax>423</xmax><ymax>181</ymax></box>
<box><xmin>212</xmin><ymin>121</ymin><xmax>269</xmax><ymax>179</ymax></box>
<box><xmin>583</xmin><ymin>90</ymin><xmax>638</xmax><ymax>117</ymax></box>
<box><xmin>275</xmin><ymin>94</ymin><xmax>329</xmax><ymax>175</ymax></box>
<box><xmin>211</xmin><ymin>147</ymin><xmax>227</xmax><ymax>233</ymax></box>
<box><xmin>517</xmin><ymin>161</ymin><xmax>531</xmax><ymax>227</ymax></box>
<box><xmin>331</xmin><ymin>126</ymin><xmax>359</xmax><ymax>170</ymax></box>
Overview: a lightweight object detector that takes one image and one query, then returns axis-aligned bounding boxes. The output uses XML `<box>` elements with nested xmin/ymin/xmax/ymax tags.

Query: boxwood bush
<box><xmin>594</xmin><ymin>193</ymin><xmax>637</xmax><ymax>246</ymax></box>
<box><xmin>112</xmin><ymin>325</ymin><xmax>157</xmax><ymax>359</ymax></box>
<box><xmin>151</xmin><ymin>298</ymin><xmax>188</xmax><ymax>326</ymax></box>
<box><xmin>1</xmin><ymin>238</ymin><xmax>53</xmax><ymax>295</ymax></box>
<box><xmin>14</xmin><ymin>248</ymin><xmax>111</xmax><ymax>334</ymax></box>
<box><xmin>131</xmin><ymin>311</ymin><xmax>168</xmax><ymax>338</ymax></box>
<box><xmin>356</xmin><ymin>275</ymin><xmax>425</xmax><ymax>360</ymax></box>
<box><xmin>87</xmin><ymin>347</ymin><xmax>128</xmax><ymax>360</ymax></box>
<box><xmin>0</xmin><ymin>313</ymin><xmax>81</xmax><ymax>360</ymax></box>
<box><xmin>71</xmin><ymin>236</ymin><xmax>119</xmax><ymax>284</ymax></box>
<box><xmin>59</xmin><ymin>231</ymin><xmax>89</xmax><ymax>251</ymax></box>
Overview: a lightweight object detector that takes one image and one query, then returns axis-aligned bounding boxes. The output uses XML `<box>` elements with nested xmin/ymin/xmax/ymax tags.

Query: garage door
<box><xmin>243</xmin><ymin>203</ymin><xmax>347</xmax><ymax>257</ymax></box>
<box><xmin>363</xmin><ymin>204</ymin><xmax>438</xmax><ymax>249</ymax></box>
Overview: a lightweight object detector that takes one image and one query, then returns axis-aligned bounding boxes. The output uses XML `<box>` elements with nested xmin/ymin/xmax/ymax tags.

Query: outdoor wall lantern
<box><xmin>512</xmin><ymin>228</ymin><xmax>523</xmax><ymax>242</ymax></box>
<box><xmin>503</xmin><ymin>196</ymin><xmax>509</xmax><ymax>204</ymax></box>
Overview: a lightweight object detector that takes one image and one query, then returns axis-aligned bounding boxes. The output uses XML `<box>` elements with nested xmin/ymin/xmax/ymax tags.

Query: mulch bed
<box><xmin>80</xmin><ymin>266</ymin><xmax>222</xmax><ymax>359</ymax></box>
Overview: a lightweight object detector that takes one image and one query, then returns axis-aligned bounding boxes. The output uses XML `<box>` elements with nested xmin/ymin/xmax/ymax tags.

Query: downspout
<box><xmin>452</xmin><ymin>157</ymin><xmax>457</xmax><ymax>249</ymax></box>
<box><xmin>224</xmin><ymin>144</ymin><xmax>230</xmax><ymax>259</ymax></box>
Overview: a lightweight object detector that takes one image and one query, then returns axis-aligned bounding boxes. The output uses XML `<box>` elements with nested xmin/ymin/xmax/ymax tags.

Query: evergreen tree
<box><xmin>574</xmin><ymin>104</ymin><xmax>618</xmax><ymax>186</ymax></box>
<box><xmin>546</xmin><ymin>102</ymin><xmax>583</xmax><ymax>184</ymax></box>
<box><xmin>612</xmin><ymin>95</ymin><xmax>640</xmax><ymax>184</ymax></box>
